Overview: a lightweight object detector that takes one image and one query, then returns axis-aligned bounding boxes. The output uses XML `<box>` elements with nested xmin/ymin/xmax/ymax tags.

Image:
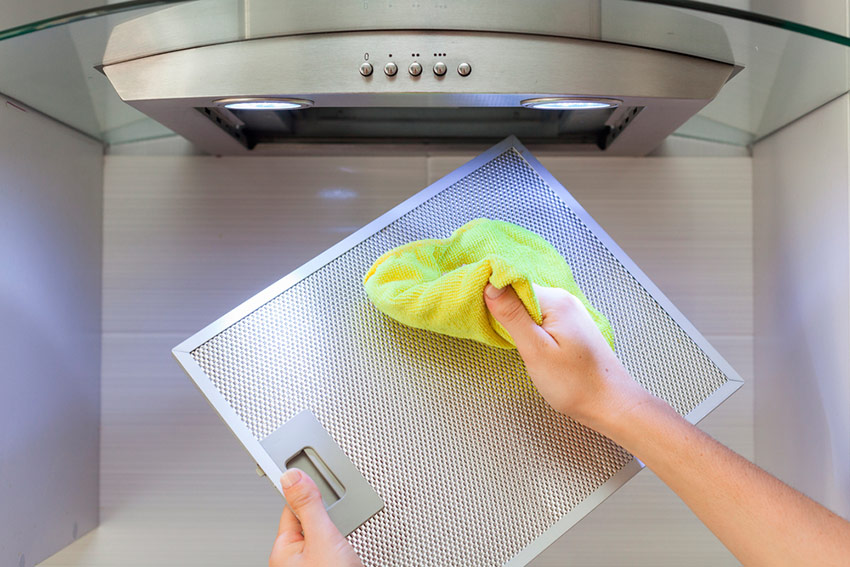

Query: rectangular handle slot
<box><xmin>286</xmin><ymin>447</ymin><xmax>345</xmax><ymax>507</ymax></box>
<box><xmin>259</xmin><ymin>410</ymin><xmax>383</xmax><ymax>536</ymax></box>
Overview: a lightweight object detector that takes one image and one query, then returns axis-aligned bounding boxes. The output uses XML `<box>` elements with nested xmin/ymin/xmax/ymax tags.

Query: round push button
<box><xmin>384</xmin><ymin>61</ymin><xmax>398</xmax><ymax>76</ymax></box>
<box><xmin>433</xmin><ymin>61</ymin><xmax>447</xmax><ymax>76</ymax></box>
<box><xmin>408</xmin><ymin>62</ymin><xmax>422</xmax><ymax>76</ymax></box>
<box><xmin>359</xmin><ymin>62</ymin><xmax>373</xmax><ymax>77</ymax></box>
<box><xmin>457</xmin><ymin>62</ymin><xmax>472</xmax><ymax>76</ymax></box>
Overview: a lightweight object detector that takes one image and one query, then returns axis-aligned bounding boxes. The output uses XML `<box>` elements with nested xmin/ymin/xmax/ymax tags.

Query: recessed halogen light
<box><xmin>521</xmin><ymin>97</ymin><xmax>621</xmax><ymax>110</ymax></box>
<box><xmin>215</xmin><ymin>97</ymin><xmax>314</xmax><ymax>110</ymax></box>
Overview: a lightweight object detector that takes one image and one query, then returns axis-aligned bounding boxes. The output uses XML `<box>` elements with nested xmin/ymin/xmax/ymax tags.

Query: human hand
<box><xmin>269</xmin><ymin>468</ymin><xmax>364</xmax><ymax>567</ymax></box>
<box><xmin>484</xmin><ymin>283</ymin><xmax>650</xmax><ymax>432</ymax></box>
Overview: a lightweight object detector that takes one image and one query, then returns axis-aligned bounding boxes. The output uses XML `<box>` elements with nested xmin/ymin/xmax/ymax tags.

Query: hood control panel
<box><xmin>360</xmin><ymin>52</ymin><xmax>470</xmax><ymax>79</ymax></box>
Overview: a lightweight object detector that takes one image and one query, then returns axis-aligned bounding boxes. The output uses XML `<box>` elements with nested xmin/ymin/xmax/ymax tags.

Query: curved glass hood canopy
<box><xmin>0</xmin><ymin>0</ymin><xmax>848</xmax><ymax>152</ymax></box>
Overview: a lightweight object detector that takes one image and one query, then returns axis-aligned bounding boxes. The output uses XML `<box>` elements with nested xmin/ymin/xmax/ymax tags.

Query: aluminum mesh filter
<box><xmin>190</xmin><ymin>147</ymin><xmax>730</xmax><ymax>566</ymax></box>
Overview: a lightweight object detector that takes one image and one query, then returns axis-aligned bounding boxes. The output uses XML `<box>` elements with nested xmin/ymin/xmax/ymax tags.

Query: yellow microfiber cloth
<box><xmin>363</xmin><ymin>218</ymin><xmax>615</xmax><ymax>350</ymax></box>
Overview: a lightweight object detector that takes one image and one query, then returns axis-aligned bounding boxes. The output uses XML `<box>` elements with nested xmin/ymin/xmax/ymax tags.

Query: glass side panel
<box><xmin>0</xmin><ymin>4</ymin><xmax>179</xmax><ymax>143</ymax></box>
<box><xmin>0</xmin><ymin>0</ymin><xmax>847</xmax><ymax>148</ymax></box>
<box><xmin>0</xmin><ymin>1</ymin><xmax>189</xmax><ymax>42</ymax></box>
<box><xmin>606</xmin><ymin>1</ymin><xmax>850</xmax><ymax>145</ymax></box>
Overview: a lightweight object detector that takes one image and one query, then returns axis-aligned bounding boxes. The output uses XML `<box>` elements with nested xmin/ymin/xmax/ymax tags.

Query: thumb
<box><xmin>484</xmin><ymin>284</ymin><xmax>549</xmax><ymax>352</ymax></box>
<box><xmin>280</xmin><ymin>468</ymin><xmax>341</xmax><ymax>540</ymax></box>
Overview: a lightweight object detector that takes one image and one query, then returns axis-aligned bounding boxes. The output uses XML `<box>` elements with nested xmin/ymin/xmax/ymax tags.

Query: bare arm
<box><xmin>484</xmin><ymin>283</ymin><xmax>850</xmax><ymax>567</ymax></box>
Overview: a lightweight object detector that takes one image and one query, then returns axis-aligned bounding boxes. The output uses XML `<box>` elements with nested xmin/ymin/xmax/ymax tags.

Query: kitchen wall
<box><xmin>2</xmin><ymin>9</ymin><xmax>108</xmax><ymax>563</ymax></box>
<box><xmin>40</xmin><ymin>150</ymin><xmax>752</xmax><ymax>566</ymax></box>
<box><xmin>753</xmin><ymin>94</ymin><xmax>850</xmax><ymax>520</ymax></box>
<box><xmin>751</xmin><ymin>0</ymin><xmax>850</xmax><ymax>519</ymax></box>
<box><xmin>0</xmin><ymin>98</ymin><xmax>103</xmax><ymax>567</ymax></box>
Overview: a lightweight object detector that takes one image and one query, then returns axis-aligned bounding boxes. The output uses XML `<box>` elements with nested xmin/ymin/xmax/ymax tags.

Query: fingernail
<box><xmin>281</xmin><ymin>468</ymin><xmax>301</xmax><ymax>489</ymax></box>
<box><xmin>485</xmin><ymin>284</ymin><xmax>506</xmax><ymax>299</ymax></box>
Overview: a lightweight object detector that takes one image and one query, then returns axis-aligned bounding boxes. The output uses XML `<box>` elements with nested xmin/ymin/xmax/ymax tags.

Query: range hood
<box><xmin>101</xmin><ymin>0</ymin><xmax>738</xmax><ymax>155</ymax></box>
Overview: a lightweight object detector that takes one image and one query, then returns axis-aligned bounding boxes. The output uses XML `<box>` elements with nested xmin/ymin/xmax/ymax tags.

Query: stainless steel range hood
<box><xmin>102</xmin><ymin>0</ymin><xmax>737</xmax><ymax>155</ymax></box>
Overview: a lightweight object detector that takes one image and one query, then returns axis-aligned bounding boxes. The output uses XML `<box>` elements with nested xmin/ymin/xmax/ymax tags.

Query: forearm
<box><xmin>594</xmin><ymin>380</ymin><xmax>850</xmax><ymax>567</ymax></box>
<box><xmin>483</xmin><ymin>284</ymin><xmax>850</xmax><ymax>563</ymax></box>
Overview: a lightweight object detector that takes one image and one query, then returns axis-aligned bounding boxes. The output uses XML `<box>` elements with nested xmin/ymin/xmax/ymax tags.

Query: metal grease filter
<box><xmin>189</xmin><ymin>145</ymin><xmax>732</xmax><ymax>566</ymax></box>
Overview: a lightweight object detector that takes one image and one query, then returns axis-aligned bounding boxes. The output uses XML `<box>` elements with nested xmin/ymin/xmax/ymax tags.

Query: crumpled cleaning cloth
<box><xmin>363</xmin><ymin>218</ymin><xmax>615</xmax><ymax>350</ymax></box>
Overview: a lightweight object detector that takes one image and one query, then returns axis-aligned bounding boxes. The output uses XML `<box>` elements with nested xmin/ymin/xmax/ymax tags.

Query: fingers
<box><xmin>484</xmin><ymin>284</ymin><xmax>552</xmax><ymax>354</ymax></box>
<box><xmin>270</xmin><ymin>505</ymin><xmax>303</xmax><ymax>566</ymax></box>
<box><xmin>276</xmin><ymin>503</ymin><xmax>303</xmax><ymax>544</ymax></box>
<box><xmin>279</xmin><ymin>468</ymin><xmax>342</xmax><ymax>541</ymax></box>
<box><xmin>533</xmin><ymin>285</ymin><xmax>585</xmax><ymax>321</ymax></box>
<box><xmin>533</xmin><ymin>284</ymin><xmax>602</xmax><ymax>338</ymax></box>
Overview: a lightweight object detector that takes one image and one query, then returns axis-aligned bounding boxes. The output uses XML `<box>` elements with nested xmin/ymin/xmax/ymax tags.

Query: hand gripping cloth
<box><xmin>363</xmin><ymin>218</ymin><xmax>615</xmax><ymax>349</ymax></box>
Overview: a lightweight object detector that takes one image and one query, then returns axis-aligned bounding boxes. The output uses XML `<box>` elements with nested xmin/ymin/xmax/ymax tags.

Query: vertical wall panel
<box><xmin>753</xmin><ymin>94</ymin><xmax>850</xmax><ymax>518</ymax></box>
<box><xmin>0</xmin><ymin>99</ymin><xmax>103</xmax><ymax>566</ymax></box>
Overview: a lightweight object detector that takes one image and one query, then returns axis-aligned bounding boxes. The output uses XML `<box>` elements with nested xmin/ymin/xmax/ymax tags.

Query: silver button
<box><xmin>359</xmin><ymin>62</ymin><xmax>373</xmax><ymax>77</ymax></box>
<box><xmin>408</xmin><ymin>61</ymin><xmax>422</xmax><ymax>76</ymax></box>
<box><xmin>457</xmin><ymin>62</ymin><xmax>472</xmax><ymax>76</ymax></box>
<box><xmin>384</xmin><ymin>61</ymin><xmax>398</xmax><ymax>76</ymax></box>
<box><xmin>433</xmin><ymin>61</ymin><xmax>447</xmax><ymax>76</ymax></box>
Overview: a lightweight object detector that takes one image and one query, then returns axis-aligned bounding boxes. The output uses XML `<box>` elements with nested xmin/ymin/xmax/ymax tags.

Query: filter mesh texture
<box><xmin>191</xmin><ymin>148</ymin><xmax>728</xmax><ymax>566</ymax></box>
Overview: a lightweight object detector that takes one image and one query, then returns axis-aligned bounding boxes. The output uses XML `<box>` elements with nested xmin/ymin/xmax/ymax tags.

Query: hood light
<box><xmin>216</xmin><ymin>97</ymin><xmax>314</xmax><ymax>110</ymax></box>
<box><xmin>521</xmin><ymin>97</ymin><xmax>621</xmax><ymax>110</ymax></box>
